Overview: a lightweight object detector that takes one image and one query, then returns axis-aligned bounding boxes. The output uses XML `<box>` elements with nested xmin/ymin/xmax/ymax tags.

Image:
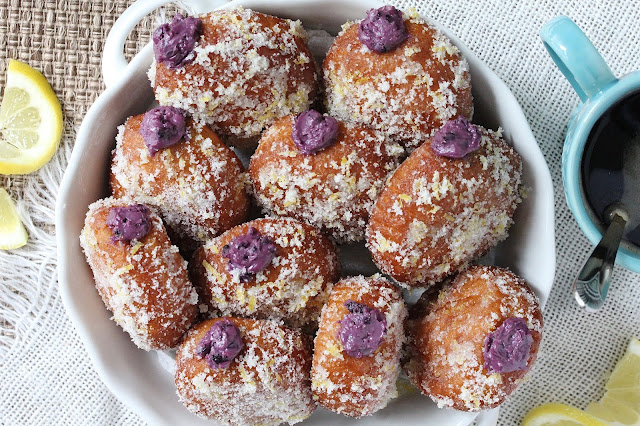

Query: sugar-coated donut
<box><xmin>403</xmin><ymin>266</ymin><xmax>543</xmax><ymax>411</ymax></box>
<box><xmin>190</xmin><ymin>218</ymin><xmax>340</xmax><ymax>329</ymax></box>
<box><xmin>110</xmin><ymin>113</ymin><xmax>250</xmax><ymax>250</ymax></box>
<box><xmin>249</xmin><ymin>114</ymin><xmax>403</xmax><ymax>243</ymax></box>
<box><xmin>323</xmin><ymin>8</ymin><xmax>472</xmax><ymax>151</ymax></box>
<box><xmin>79</xmin><ymin>197</ymin><xmax>198</xmax><ymax>350</ymax></box>
<box><xmin>311</xmin><ymin>275</ymin><xmax>407</xmax><ymax>417</ymax></box>
<box><xmin>175</xmin><ymin>317</ymin><xmax>316</xmax><ymax>425</ymax></box>
<box><xmin>150</xmin><ymin>8</ymin><xmax>318</xmax><ymax>147</ymax></box>
<box><xmin>367</xmin><ymin>124</ymin><xmax>522</xmax><ymax>287</ymax></box>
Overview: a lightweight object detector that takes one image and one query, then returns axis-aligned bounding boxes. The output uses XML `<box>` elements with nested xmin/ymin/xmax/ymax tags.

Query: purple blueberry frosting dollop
<box><xmin>152</xmin><ymin>13</ymin><xmax>203</xmax><ymax>69</ymax></box>
<box><xmin>106</xmin><ymin>204</ymin><xmax>151</xmax><ymax>243</ymax></box>
<box><xmin>196</xmin><ymin>318</ymin><xmax>244</xmax><ymax>369</ymax></box>
<box><xmin>358</xmin><ymin>5</ymin><xmax>409</xmax><ymax>53</ymax></box>
<box><xmin>338</xmin><ymin>300</ymin><xmax>387</xmax><ymax>358</ymax></box>
<box><xmin>483</xmin><ymin>317</ymin><xmax>533</xmax><ymax>374</ymax></box>
<box><xmin>431</xmin><ymin>116</ymin><xmax>482</xmax><ymax>159</ymax></box>
<box><xmin>139</xmin><ymin>106</ymin><xmax>188</xmax><ymax>156</ymax></box>
<box><xmin>292</xmin><ymin>110</ymin><xmax>339</xmax><ymax>155</ymax></box>
<box><xmin>221</xmin><ymin>227</ymin><xmax>277</xmax><ymax>282</ymax></box>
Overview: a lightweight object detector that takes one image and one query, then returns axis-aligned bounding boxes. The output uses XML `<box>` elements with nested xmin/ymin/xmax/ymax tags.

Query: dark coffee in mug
<box><xmin>581</xmin><ymin>90</ymin><xmax>640</xmax><ymax>248</ymax></box>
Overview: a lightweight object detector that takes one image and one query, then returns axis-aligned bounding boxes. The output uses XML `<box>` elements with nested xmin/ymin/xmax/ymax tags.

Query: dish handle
<box><xmin>101</xmin><ymin>0</ymin><xmax>227</xmax><ymax>88</ymax></box>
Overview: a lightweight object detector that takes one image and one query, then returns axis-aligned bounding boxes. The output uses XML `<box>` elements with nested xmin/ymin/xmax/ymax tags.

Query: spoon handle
<box><xmin>573</xmin><ymin>213</ymin><xmax>626</xmax><ymax>312</ymax></box>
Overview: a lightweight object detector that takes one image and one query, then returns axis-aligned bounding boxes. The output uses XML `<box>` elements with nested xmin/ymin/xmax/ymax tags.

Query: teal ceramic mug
<box><xmin>540</xmin><ymin>15</ymin><xmax>640</xmax><ymax>274</ymax></box>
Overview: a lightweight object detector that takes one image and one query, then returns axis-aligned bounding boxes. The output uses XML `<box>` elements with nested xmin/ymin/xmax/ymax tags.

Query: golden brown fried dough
<box><xmin>175</xmin><ymin>317</ymin><xmax>315</xmax><ymax>425</ymax></box>
<box><xmin>152</xmin><ymin>8</ymin><xmax>318</xmax><ymax>146</ymax></box>
<box><xmin>311</xmin><ymin>275</ymin><xmax>406</xmax><ymax>417</ymax></box>
<box><xmin>190</xmin><ymin>218</ymin><xmax>340</xmax><ymax>329</ymax></box>
<box><xmin>249</xmin><ymin>115</ymin><xmax>402</xmax><ymax>242</ymax></box>
<box><xmin>403</xmin><ymin>266</ymin><xmax>543</xmax><ymax>411</ymax></box>
<box><xmin>323</xmin><ymin>12</ymin><xmax>472</xmax><ymax>151</ymax></box>
<box><xmin>79</xmin><ymin>197</ymin><xmax>198</xmax><ymax>350</ymax></box>
<box><xmin>367</xmin><ymin>125</ymin><xmax>522</xmax><ymax>287</ymax></box>
<box><xmin>110</xmin><ymin>114</ymin><xmax>249</xmax><ymax>250</ymax></box>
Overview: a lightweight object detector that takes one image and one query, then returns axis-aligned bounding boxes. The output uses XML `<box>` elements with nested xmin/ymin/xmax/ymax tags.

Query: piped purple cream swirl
<box><xmin>431</xmin><ymin>116</ymin><xmax>481</xmax><ymax>159</ymax></box>
<box><xmin>139</xmin><ymin>106</ymin><xmax>188</xmax><ymax>156</ymax></box>
<box><xmin>196</xmin><ymin>319</ymin><xmax>244</xmax><ymax>369</ymax></box>
<box><xmin>106</xmin><ymin>204</ymin><xmax>151</xmax><ymax>243</ymax></box>
<box><xmin>338</xmin><ymin>300</ymin><xmax>387</xmax><ymax>358</ymax></box>
<box><xmin>152</xmin><ymin>13</ymin><xmax>202</xmax><ymax>69</ymax></box>
<box><xmin>292</xmin><ymin>110</ymin><xmax>339</xmax><ymax>155</ymax></box>
<box><xmin>358</xmin><ymin>5</ymin><xmax>409</xmax><ymax>53</ymax></box>
<box><xmin>483</xmin><ymin>317</ymin><xmax>533</xmax><ymax>373</ymax></box>
<box><xmin>221</xmin><ymin>227</ymin><xmax>277</xmax><ymax>282</ymax></box>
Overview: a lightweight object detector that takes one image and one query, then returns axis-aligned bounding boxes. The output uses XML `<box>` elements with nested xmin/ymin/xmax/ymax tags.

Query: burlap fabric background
<box><xmin>0</xmin><ymin>0</ymin><xmax>639</xmax><ymax>424</ymax></box>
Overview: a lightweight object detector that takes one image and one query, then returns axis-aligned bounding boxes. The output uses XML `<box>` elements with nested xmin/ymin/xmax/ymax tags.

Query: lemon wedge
<box><xmin>606</xmin><ymin>337</ymin><xmax>640</xmax><ymax>391</ymax></box>
<box><xmin>586</xmin><ymin>396</ymin><xmax>640</xmax><ymax>425</ymax></box>
<box><xmin>0</xmin><ymin>59</ymin><xmax>63</xmax><ymax>175</ymax></box>
<box><xmin>0</xmin><ymin>188</ymin><xmax>27</xmax><ymax>249</ymax></box>
<box><xmin>522</xmin><ymin>402</ymin><xmax>609</xmax><ymax>426</ymax></box>
<box><xmin>604</xmin><ymin>389</ymin><xmax>640</xmax><ymax>412</ymax></box>
<box><xmin>524</xmin><ymin>339</ymin><xmax>640</xmax><ymax>426</ymax></box>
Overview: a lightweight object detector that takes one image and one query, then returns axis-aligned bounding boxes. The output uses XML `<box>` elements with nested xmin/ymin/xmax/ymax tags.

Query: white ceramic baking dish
<box><xmin>55</xmin><ymin>0</ymin><xmax>556</xmax><ymax>425</ymax></box>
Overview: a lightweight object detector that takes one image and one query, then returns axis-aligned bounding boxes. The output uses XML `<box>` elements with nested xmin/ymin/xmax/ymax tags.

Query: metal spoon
<box><xmin>573</xmin><ymin>202</ymin><xmax>628</xmax><ymax>312</ymax></box>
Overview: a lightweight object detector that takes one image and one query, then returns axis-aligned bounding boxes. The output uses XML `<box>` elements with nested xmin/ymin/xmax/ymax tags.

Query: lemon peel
<box><xmin>522</xmin><ymin>402</ymin><xmax>608</xmax><ymax>426</ymax></box>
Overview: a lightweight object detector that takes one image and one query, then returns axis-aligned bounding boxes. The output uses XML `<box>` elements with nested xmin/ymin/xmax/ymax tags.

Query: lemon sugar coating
<box><xmin>110</xmin><ymin>114</ymin><xmax>250</xmax><ymax>248</ymax></box>
<box><xmin>323</xmin><ymin>12</ymin><xmax>473</xmax><ymax>152</ymax></box>
<box><xmin>191</xmin><ymin>218</ymin><xmax>340</xmax><ymax>329</ymax></box>
<box><xmin>367</xmin><ymin>126</ymin><xmax>523</xmax><ymax>287</ymax></box>
<box><xmin>79</xmin><ymin>197</ymin><xmax>198</xmax><ymax>351</ymax></box>
<box><xmin>250</xmin><ymin>116</ymin><xmax>403</xmax><ymax>243</ymax></box>
<box><xmin>403</xmin><ymin>266</ymin><xmax>543</xmax><ymax>411</ymax></box>
<box><xmin>175</xmin><ymin>317</ymin><xmax>316</xmax><ymax>425</ymax></box>
<box><xmin>311</xmin><ymin>275</ymin><xmax>407</xmax><ymax>417</ymax></box>
<box><xmin>151</xmin><ymin>7</ymin><xmax>319</xmax><ymax>145</ymax></box>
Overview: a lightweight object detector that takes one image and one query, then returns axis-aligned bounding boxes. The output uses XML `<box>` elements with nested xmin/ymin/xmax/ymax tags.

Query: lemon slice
<box><xmin>586</xmin><ymin>396</ymin><xmax>640</xmax><ymax>425</ymax></box>
<box><xmin>606</xmin><ymin>337</ymin><xmax>640</xmax><ymax>391</ymax></box>
<box><xmin>0</xmin><ymin>188</ymin><xmax>27</xmax><ymax>249</ymax></box>
<box><xmin>522</xmin><ymin>402</ymin><xmax>608</xmax><ymax>426</ymax></box>
<box><xmin>0</xmin><ymin>59</ymin><xmax>63</xmax><ymax>175</ymax></box>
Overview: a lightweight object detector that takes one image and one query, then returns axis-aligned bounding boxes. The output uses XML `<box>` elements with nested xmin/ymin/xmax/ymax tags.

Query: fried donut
<box><xmin>79</xmin><ymin>197</ymin><xmax>198</xmax><ymax>350</ymax></box>
<box><xmin>190</xmin><ymin>218</ymin><xmax>340</xmax><ymax>329</ymax></box>
<box><xmin>151</xmin><ymin>8</ymin><xmax>319</xmax><ymax>147</ymax></box>
<box><xmin>311</xmin><ymin>275</ymin><xmax>407</xmax><ymax>417</ymax></box>
<box><xmin>403</xmin><ymin>266</ymin><xmax>543</xmax><ymax>411</ymax></box>
<box><xmin>110</xmin><ymin>112</ymin><xmax>250</xmax><ymax>250</ymax></box>
<box><xmin>323</xmin><ymin>7</ymin><xmax>472</xmax><ymax>151</ymax></box>
<box><xmin>367</xmin><ymin>123</ymin><xmax>522</xmax><ymax>287</ymax></box>
<box><xmin>175</xmin><ymin>317</ymin><xmax>315</xmax><ymax>425</ymax></box>
<box><xmin>249</xmin><ymin>113</ymin><xmax>403</xmax><ymax>243</ymax></box>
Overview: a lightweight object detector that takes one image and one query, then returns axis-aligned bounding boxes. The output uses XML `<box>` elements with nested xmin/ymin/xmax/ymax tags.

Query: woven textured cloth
<box><xmin>1</xmin><ymin>0</ymin><xmax>639</xmax><ymax>425</ymax></box>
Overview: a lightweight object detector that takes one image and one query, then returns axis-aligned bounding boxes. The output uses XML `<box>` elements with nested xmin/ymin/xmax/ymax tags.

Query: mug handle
<box><xmin>101</xmin><ymin>0</ymin><xmax>227</xmax><ymax>88</ymax></box>
<box><xmin>539</xmin><ymin>16</ymin><xmax>617</xmax><ymax>102</ymax></box>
